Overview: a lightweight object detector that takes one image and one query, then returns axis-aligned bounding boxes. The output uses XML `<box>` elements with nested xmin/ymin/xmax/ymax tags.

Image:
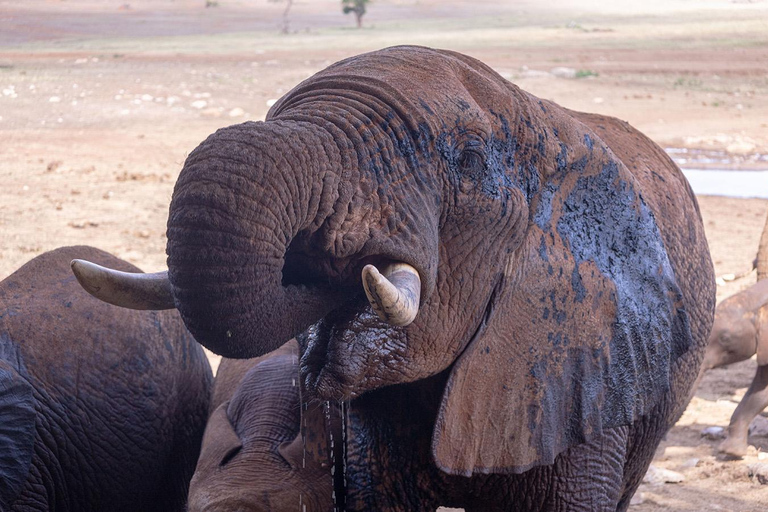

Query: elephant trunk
<box><xmin>166</xmin><ymin>121</ymin><xmax>345</xmax><ymax>358</ymax></box>
<box><xmin>758</xmin><ymin>212</ymin><xmax>768</xmax><ymax>281</ymax></box>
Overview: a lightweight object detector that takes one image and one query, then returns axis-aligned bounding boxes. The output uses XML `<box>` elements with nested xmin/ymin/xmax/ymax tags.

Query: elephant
<box><xmin>758</xmin><ymin>212</ymin><xmax>768</xmax><ymax>281</ymax></box>
<box><xmin>71</xmin><ymin>46</ymin><xmax>716</xmax><ymax>511</ymax></box>
<box><xmin>700</xmin><ymin>278</ymin><xmax>768</xmax><ymax>457</ymax></box>
<box><xmin>0</xmin><ymin>246</ymin><xmax>213</xmax><ymax>512</ymax></box>
<box><xmin>188</xmin><ymin>339</ymin><xmax>342</xmax><ymax>511</ymax></box>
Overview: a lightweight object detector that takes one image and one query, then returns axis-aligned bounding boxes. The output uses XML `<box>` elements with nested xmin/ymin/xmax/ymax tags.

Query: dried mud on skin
<box><xmin>1</xmin><ymin>1</ymin><xmax>768</xmax><ymax>510</ymax></box>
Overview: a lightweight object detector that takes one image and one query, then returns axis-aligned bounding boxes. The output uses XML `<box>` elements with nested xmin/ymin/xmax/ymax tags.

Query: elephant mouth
<box><xmin>298</xmin><ymin>301</ymin><xmax>406</xmax><ymax>401</ymax></box>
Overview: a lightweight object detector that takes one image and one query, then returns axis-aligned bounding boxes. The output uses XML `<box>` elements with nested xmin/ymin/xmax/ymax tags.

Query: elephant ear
<box><xmin>0</xmin><ymin>350</ymin><xmax>36</xmax><ymax>509</ymax></box>
<box><xmin>433</xmin><ymin>158</ymin><xmax>693</xmax><ymax>476</ymax></box>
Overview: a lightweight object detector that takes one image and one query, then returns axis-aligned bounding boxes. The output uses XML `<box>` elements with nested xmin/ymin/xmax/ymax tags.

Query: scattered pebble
<box><xmin>266</xmin><ymin>98</ymin><xmax>278</xmax><ymax>107</ymax></box>
<box><xmin>228</xmin><ymin>107</ymin><xmax>245</xmax><ymax>117</ymax></box>
<box><xmin>141</xmin><ymin>94</ymin><xmax>154</xmax><ymax>102</ymax></box>
<box><xmin>680</xmin><ymin>458</ymin><xmax>700</xmax><ymax>469</ymax></box>
<box><xmin>629</xmin><ymin>491</ymin><xmax>645</xmax><ymax>506</ymax></box>
<box><xmin>69</xmin><ymin>221</ymin><xmax>100</xmax><ymax>229</ymax></box>
<box><xmin>49</xmin><ymin>96</ymin><xmax>61</xmax><ymax>103</ymax></box>
<box><xmin>46</xmin><ymin>161</ymin><xmax>63</xmax><ymax>172</ymax></box>
<box><xmin>643</xmin><ymin>465</ymin><xmax>685</xmax><ymax>484</ymax></box>
<box><xmin>201</xmin><ymin>108</ymin><xmax>222</xmax><ymax>118</ymax></box>
<box><xmin>191</xmin><ymin>100</ymin><xmax>208</xmax><ymax>109</ymax></box>
<box><xmin>748</xmin><ymin>463</ymin><xmax>768</xmax><ymax>485</ymax></box>
<box><xmin>551</xmin><ymin>67</ymin><xmax>577</xmax><ymax>78</ymax></box>
<box><xmin>593</xmin><ymin>97</ymin><xmax>604</xmax><ymax>104</ymax></box>
<box><xmin>701</xmin><ymin>426</ymin><xmax>726</xmax><ymax>440</ymax></box>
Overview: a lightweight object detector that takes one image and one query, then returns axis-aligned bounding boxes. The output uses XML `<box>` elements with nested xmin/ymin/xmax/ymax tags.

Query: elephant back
<box><xmin>0</xmin><ymin>246</ymin><xmax>213</xmax><ymax>511</ymax></box>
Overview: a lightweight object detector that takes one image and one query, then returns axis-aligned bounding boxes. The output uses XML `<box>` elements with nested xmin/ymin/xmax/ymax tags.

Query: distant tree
<box><xmin>269</xmin><ymin>0</ymin><xmax>294</xmax><ymax>33</ymax></box>
<box><xmin>342</xmin><ymin>0</ymin><xmax>369</xmax><ymax>28</ymax></box>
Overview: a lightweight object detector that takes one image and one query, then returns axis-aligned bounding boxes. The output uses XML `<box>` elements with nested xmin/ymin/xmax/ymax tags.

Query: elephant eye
<box><xmin>457</xmin><ymin>148</ymin><xmax>486</xmax><ymax>177</ymax></box>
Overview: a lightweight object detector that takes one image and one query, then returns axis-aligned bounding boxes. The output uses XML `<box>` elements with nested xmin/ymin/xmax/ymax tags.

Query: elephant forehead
<box><xmin>296</xmin><ymin>46</ymin><xmax>513</xmax><ymax>117</ymax></box>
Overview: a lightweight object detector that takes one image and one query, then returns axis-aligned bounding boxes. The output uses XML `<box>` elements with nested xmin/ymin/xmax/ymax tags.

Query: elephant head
<box><xmin>188</xmin><ymin>341</ymin><xmax>341</xmax><ymax>512</ymax></box>
<box><xmin>702</xmin><ymin>279</ymin><xmax>768</xmax><ymax>371</ymax></box>
<box><xmin>73</xmin><ymin>46</ymin><xmax>699</xmax><ymax>476</ymax></box>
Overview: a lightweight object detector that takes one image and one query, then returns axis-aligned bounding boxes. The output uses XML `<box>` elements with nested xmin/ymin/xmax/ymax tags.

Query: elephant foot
<box><xmin>717</xmin><ymin>435</ymin><xmax>748</xmax><ymax>458</ymax></box>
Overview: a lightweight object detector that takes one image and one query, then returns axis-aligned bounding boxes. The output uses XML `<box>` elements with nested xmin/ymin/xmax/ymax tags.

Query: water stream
<box><xmin>662</xmin><ymin>148</ymin><xmax>768</xmax><ymax>199</ymax></box>
<box><xmin>680</xmin><ymin>169</ymin><xmax>768</xmax><ymax>199</ymax></box>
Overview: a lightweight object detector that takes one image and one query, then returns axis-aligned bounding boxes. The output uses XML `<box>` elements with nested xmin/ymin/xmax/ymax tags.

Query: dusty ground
<box><xmin>1</xmin><ymin>0</ymin><xmax>767</xmax><ymax>510</ymax></box>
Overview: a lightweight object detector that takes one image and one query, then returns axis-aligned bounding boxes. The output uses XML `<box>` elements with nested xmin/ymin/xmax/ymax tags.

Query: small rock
<box><xmin>629</xmin><ymin>492</ymin><xmax>645</xmax><ymax>506</ymax></box>
<box><xmin>680</xmin><ymin>458</ymin><xmax>700</xmax><ymax>469</ymax></box>
<box><xmin>49</xmin><ymin>96</ymin><xmax>61</xmax><ymax>103</ymax></box>
<box><xmin>726</xmin><ymin>140</ymin><xmax>756</xmax><ymax>155</ymax></box>
<box><xmin>702</xmin><ymin>426</ymin><xmax>726</xmax><ymax>440</ymax></box>
<box><xmin>266</xmin><ymin>98</ymin><xmax>278</xmax><ymax>107</ymax></box>
<box><xmin>593</xmin><ymin>97</ymin><xmax>604</xmax><ymax>104</ymax></box>
<box><xmin>69</xmin><ymin>221</ymin><xmax>99</xmax><ymax>229</ymax></box>
<box><xmin>228</xmin><ymin>107</ymin><xmax>245</xmax><ymax>117</ymax></box>
<box><xmin>550</xmin><ymin>67</ymin><xmax>577</xmax><ymax>79</ymax></box>
<box><xmin>643</xmin><ymin>465</ymin><xmax>685</xmax><ymax>484</ymax></box>
<box><xmin>748</xmin><ymin>463</ymin><xmax>768</xmax><ymax>485</ymax></box>
<box><xmin>46</xmin><ymin>160</ymin><xmax>63</xmax><ymax>173</ymax></box>
<box><xmin>190</xmin><ymin>100</ymin><xmax>208</xmax><ymax>109</ymax></box>
<box><xmin>141</xmin><ymin>94</ymin><xmax>154</xmax><ymax>101</ymax></box>
<box><xmin>200</xmin><ymin>108</ymin><xmax>222</xmax><ymax>118</ymax></box>
<box><xmin>519</xmin><ymin>69</ymin><xmax>551</xmax><ymax>79</ymax></box>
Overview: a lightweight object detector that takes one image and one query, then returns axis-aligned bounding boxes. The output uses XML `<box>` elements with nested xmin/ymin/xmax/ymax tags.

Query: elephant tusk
<box><xmin>70</xmin><ymin>259</ymin><xmax>175</xmax><ymax>310</ymax></box>
<box><xmin>361</xmin><ymin>262</ymin><xmax>421</xmax><ymax>326</ymax></box>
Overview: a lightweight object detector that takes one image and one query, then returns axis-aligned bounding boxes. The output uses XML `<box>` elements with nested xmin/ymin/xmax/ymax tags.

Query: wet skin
<box><xmin>92</xmin><ymin>46</ymin><xmax>716</xmax><ymax>511</ymax></box>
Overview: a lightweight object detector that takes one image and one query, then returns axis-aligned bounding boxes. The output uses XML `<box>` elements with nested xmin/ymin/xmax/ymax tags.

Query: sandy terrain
<box><xmin>1</xmin><ymin>1</ymin><xmax>767</xmax><ymax>510</ymax></box>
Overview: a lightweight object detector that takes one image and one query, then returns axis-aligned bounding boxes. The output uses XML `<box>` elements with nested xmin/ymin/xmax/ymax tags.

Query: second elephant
<box><xmin>188</xmin><ymin>339</ymin><xmax>342</xmax><ymax>512</ymax></box>
<box><xmin>701</xmin><ymin>278</ymin><xmax>768</xmax><ymax>457</ymax></box>
<box><xmin>0</xmin><ymin>246</ymin><xmax>212</xmax><ymax>511</ymax></box>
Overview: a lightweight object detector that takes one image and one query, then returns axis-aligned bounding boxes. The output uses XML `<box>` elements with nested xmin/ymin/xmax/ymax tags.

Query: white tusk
<box><xmin>70</xmin><ymin>259</ymin><xmax>175</xmax><ymax>310</ymax></box>
<box><xmin>361</xmin><ymin>262</ymin><xmax>421</xmax><ymax>326</ymax></box>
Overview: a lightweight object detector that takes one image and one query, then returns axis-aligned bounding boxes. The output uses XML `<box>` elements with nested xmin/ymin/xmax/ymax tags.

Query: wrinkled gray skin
<box><xmin>189</xmin><ymin>339</ymin><xmax>342</xmax><ymax>512</ymax></box>
<box><xmin>0</xmin><ymin>246</ymin><xmax>212</xmax><ymax>512</ymax></box>
<box><xmin>82</xmin><ymin>46</ymin><xmax>716</xmax><ymax>511</ymax></box>
<box><xmin>701</xmin><ymin>278</ymin><xmax>768</xmax><ymax>457</ymax></box>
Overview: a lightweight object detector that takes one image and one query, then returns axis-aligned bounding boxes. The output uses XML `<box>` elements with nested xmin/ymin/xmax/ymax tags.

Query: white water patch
<box><xmin>681</xmin><ymin>169</ymin><xmax>768</xmax><ymax>199</ymax></box>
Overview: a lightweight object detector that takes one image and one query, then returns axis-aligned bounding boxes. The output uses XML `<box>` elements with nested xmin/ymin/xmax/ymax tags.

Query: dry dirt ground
<box><xmin>1</xmin><ymin>1</ymin><xmax>767</xmax><ymax>510</ymax></box>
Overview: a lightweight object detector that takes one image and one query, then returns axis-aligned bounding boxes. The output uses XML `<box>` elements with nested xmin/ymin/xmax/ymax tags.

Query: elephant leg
<box><xmin>719</xmin><ymin>363</ymin><xmax>768</xmax><ymax>457</ymax></box>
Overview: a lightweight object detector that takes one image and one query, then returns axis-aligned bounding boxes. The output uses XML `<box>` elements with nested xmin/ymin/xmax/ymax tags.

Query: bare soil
<box><xmin>1</xmin><ymin>1</ymin><xmax>767</xmax><ymax>510</ymax></box>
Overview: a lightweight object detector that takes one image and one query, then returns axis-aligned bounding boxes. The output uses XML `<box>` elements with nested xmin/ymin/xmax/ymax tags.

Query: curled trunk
<box><xmin>758</xmin><ymin>212</ymin><xmax>768</xmax><ymax>281</ymax></box>
<box><xmin>166</xmin><ymin>121</ymin><xmax>345</xmax><ymax>358</ymax></box>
